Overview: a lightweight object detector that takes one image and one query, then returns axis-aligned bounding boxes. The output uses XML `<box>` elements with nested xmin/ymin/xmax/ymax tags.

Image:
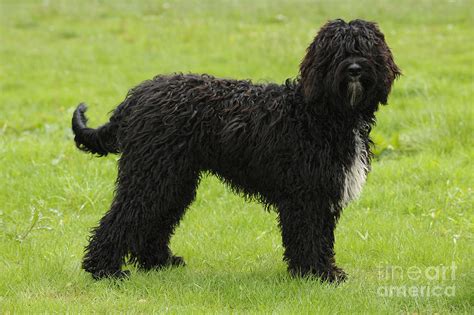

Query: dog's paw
<box><xmin>139</xmin><ymin>255</ymin><xmax>186</xmax><ymax>271</ymax></box>
<box><xmin>168</xmin><ymin>255</ymin><xmax>186</xmax><ymax>267</ymax></box>
<box><xmin>318</xmin><ymin>265</ymin><xmax>347</xmax><ymax>283</ymax></box>
<box><xmin>91</xmin><ymin>269</ymin><xmax>130</xmax><ymax>280</ymax></box>
<box><xmin>289</xmin><ymin>265</ymin><xmax>347</xmax><ymax>284</ymax></box>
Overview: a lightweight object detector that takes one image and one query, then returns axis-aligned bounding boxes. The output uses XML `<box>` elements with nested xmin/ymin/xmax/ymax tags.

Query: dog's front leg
<box><xmin>278</xmin><ymin>200</ymin><xmax>346</xmax><ymax>283</ymax></box>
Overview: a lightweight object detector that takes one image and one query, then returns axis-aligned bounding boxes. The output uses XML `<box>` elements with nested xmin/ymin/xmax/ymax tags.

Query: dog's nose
<box><xmin>347</xmin><ymin>63</ymin><xmax>362</xmax><ymax>77</ymax></box>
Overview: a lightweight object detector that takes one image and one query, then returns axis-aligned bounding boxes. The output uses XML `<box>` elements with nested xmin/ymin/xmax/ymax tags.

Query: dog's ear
<box><xmin>380</xmin><ymin>46</ymin><xmax>401</xmax><ymax>105</ymax></box>
<box><xmin>300</xmin><ymin>19</ymin><xmax>347</xmax><ymax>106</ymax></box>
<box><xmin>371</xmin><ymin>22</ymin><xmax>402</xmax><ymax>105</ymax></box>
<box><xmin>299</xmin><ymin>40</ymin><xmax>322</xmax><ymax>104</ymax></box>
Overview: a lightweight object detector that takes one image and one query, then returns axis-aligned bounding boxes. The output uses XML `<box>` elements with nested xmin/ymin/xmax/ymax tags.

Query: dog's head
<box><xmin>299</xmin><ymin>19</ymin><xmax>401</xmax><ymax>112</ymax></box>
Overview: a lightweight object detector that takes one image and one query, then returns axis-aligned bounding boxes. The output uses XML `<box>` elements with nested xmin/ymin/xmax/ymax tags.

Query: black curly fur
<box><xmin>72</xmin><ymin>19</ymin><xmax>400</xmax><ymax>281</ymax></box>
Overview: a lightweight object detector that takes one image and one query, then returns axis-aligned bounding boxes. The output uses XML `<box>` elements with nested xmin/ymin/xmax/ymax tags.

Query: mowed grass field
<box><xmin>0</xmin><ymin>0</ymin><xmax>473</xmax><ymax>313</ymax></box>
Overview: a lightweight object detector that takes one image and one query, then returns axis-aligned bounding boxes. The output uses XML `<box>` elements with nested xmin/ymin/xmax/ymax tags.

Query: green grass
<box><xmin>0</xmin><ymin>0</ymin><xmax>473</xmax><ymax>313</ymax></box>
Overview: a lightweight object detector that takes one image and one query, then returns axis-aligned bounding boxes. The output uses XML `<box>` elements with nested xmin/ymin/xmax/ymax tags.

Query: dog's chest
<box><xmin>340</xmin><ymin>129</ymin><xmax>369</xmax><ymax>207</ymax></box>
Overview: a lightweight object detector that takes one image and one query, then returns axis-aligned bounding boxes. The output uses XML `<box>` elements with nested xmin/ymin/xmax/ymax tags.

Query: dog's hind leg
<box><xmin>119</xmin><ymin>147</ymin><xmax>200</xmax><ymax>271</ymax></box>
<box><xmin>81</xmin><ymin>183</ymin><xmax>133</xmax><ymax>279</ymax></box>
<box><xmin>82</xmin><ymin>150</ymin><xmax>199</xmax><ymax>279</ymax></box>
<box><xmin>278</xmin><ymin>199</ymin><xmax>347</xmax><ymax>283</ymax></box>
<box><xmin>128</xmin><ymin>162</ymin><xmax>200</xmax><ymax>271</ymax></box>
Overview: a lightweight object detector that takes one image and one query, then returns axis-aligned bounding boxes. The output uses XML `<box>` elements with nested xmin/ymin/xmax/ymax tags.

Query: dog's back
<box><xmin>72</xmin><ymin>73</ymin><xmax>297</xmax><ymax>163</ymax></box>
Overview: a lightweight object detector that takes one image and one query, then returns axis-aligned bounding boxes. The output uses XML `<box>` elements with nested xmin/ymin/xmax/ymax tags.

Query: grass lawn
<box><xmin>0</xmin><ymin>0</ymin><xmax>473</xmax><ymax>313</ymax></box>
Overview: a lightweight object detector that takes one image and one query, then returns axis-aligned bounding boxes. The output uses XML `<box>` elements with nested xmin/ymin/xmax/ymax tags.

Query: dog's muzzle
<box><xmin>346</xmin><ymin>62</ymin><xmax>364</xmax><ymax>106</ymax></box>
<box><xmin>333</xmin><ymin>57</ymin><xmax>375</xmax><ymax>107</ymax></box>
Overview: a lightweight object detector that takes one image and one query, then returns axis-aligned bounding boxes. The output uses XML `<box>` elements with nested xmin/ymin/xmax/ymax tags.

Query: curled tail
<box><xmin>72</xmin><ymin>103</ymin><xmax>119</xmax><ymax>156</ymax></box>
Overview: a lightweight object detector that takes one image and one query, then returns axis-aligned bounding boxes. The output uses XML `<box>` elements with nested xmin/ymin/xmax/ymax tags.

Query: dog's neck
<box><xmin>293</xmin><ymin>81</ymin><xmax>378</xmax><ymax>123</ymax></box>
<box><xmin>314</xmin><ymin>102</ymin><xmax>377</xmax><ymax>133</ymax></box>
<box><xmin>289</xmin><ymin>80</ymin><xmax>378</xmax><ymax>138</ymax></box>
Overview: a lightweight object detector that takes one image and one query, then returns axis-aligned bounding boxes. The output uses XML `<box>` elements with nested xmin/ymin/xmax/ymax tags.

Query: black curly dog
<box><xmin>72</xmin><ymin>19</ymin><xmax>400</xmax><ymax>281</ymax></box>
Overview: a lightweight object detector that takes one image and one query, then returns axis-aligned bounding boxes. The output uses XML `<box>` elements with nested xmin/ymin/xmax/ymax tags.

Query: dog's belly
<box><xmin>339</xmin><ymin>130</ymin><xmax>369</xmax><ymax>208</ymax></box>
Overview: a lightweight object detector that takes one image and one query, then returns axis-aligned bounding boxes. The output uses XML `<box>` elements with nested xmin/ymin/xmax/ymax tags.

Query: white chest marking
<box><xmin>340</xmin><ymin>129</ymin><xmax>369</xmax><ymax>208</ymax></box>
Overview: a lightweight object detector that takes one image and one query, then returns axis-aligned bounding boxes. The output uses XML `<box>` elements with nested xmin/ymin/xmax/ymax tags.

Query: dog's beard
<box><xmin>347</xmin><ymin>80</ymin><xmax>363</xmax><ymax>106</ymax></box>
